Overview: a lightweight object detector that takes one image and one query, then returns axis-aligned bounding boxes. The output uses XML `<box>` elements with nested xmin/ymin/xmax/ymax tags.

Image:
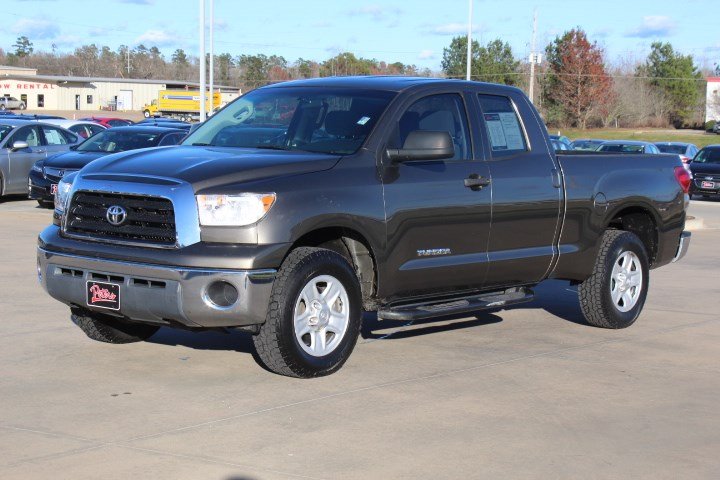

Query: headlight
<box><xmin>31</xmin><ymin>161</ymin><xmax>43</xmax><ymax>173</ymax></box>
<box><xmin>55</xmin><ymin>174</ymin><xmax>76</xmax><ymax>214</ymax></box>
<box><xmin>196</xmin><ymin>193</ymin><xmax>276</xmax><ymax>226</ymax></box>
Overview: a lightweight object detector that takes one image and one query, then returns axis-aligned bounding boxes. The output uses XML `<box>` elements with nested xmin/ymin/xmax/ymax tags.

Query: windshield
<box><xmin>0</xmin><ymin>125</ymin><xmax>13</xmax><ymax>143</ymax></box>
<box><xmin>597</xmin><ymin>144</ymin><xmax>644</xmax><ymax>153</ymax></box>
<box><xmin>657</xmin><ymin>145</ymin><xmax>687</xmax><ymax>154</ymax></box>
<box><xmin>693</xmin><ymin>148</ymin><xmax>720</xmax><ymax>164</ymax></box>
<box><xmin>183</xmin><ymin>87</ymin><xmax>396</xmax><ymax>155</ymax></box>
<box><xmin>77</xmin><ymin>130</ymin><xmax>161</xmax><ymax>152</ymax></box>
<box><xmin>572</xmin><ymin>140</ymin><xmax>602</xmax><ymax>151</ymax></box>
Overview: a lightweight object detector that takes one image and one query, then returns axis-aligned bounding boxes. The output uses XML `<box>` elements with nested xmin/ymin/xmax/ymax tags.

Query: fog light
<box><xmin>37</xmin><ymin>260</ymin><xmax>42</xmax><ymax>284</ymax></box>
<box><xmin>204</xmin><ymin>281</ymin><xmax>238</xmax><ymax>308</ymax></box>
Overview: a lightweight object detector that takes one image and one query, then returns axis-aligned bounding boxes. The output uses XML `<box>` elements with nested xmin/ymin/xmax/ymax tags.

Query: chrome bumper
<box><xmin>37</xmin><ymin>248</ymin><xmax>276</xmax><ymax>328</ymax></box>
<box><xmin>672</xmin><ymin>231</ymin><xmax>691</xmax><ymax>263</ymax></box>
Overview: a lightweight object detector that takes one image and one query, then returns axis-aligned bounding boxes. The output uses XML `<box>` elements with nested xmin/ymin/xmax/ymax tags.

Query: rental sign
<box><xmin>0</xmin><ymin>82</ymin><xmax>56</xmax><ymax>91</ymax></box>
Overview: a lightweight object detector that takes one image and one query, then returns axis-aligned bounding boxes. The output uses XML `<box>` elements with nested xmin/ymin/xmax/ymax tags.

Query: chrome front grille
<box><xmin>65</xmin><ymin>191</ymin><xmax>177</xmax><ymax>246</ymax></box>
<box><xmin>44</xmin><ymin>167</ymin><xmax>79</xmax><ymax>183</ymax></box>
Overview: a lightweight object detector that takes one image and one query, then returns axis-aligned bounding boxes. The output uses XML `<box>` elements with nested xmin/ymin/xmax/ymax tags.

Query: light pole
<box><xmin>199</xmin><ymin>0</ymin><xmax>206</xmax><ymax>122</ymax></box>
<box><xmin>466</xmin><ymin>0</ymin><xmax>473</xmax><ymax>81</ymax></box>
<box><xmin>209</xmin><ymin>0</ymin><xmax>214</xmax><ymax>117</ymax></box>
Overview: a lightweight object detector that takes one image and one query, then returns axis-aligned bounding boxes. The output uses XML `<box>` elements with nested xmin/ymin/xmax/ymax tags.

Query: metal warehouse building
<box><xmin>0</xmin><ymin>65</ymin><xmax>240</xmax><ymax>112</ymax></box>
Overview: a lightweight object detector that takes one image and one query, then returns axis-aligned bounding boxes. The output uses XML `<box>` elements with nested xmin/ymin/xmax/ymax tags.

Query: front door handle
<box><xmin>464</xmin><ymin>174</ymin><xmax>491</xmax><ymax>191</ymax></box>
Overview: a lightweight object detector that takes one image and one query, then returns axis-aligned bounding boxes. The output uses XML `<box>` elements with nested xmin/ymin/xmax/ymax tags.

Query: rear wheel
<box><xmin>579</xmin><ymin>230</ymin><xmax>649</xmax><ymax>329</ymax></box>
<box><xmin>19</xmin><ymin>102</ymin><xmax>26</xmax><ymax>110</ymax></box>
<box><xmin>0</xmin><ymin>104</ymin><xmax>5</xmax><ymax>111</ymax></box>
<box><xmin>253</xmin><ymin>247</ymin><xmax>362</xmax><ymax>378</ymax></box>
<box><xmin>71</xmin><ymin>309</ymin><xmax>159</xmax><ymax>344</ymax></box>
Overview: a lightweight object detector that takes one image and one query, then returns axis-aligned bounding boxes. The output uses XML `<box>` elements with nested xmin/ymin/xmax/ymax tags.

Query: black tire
<box><xmin>143</xmin><ymin>110</ymin><xmax>151</xmax><ymax>118</ymax></box>
<box><xmin>253</xmin><ymin>247</ymin><xmax>363</xmax><ymax>378</ymax></box>
<box><xmin>579</xmin><ymin>230</ymin><xmax>649</xmax><ymax>329</ymax></box>
<box><xmin>71</xmin><ymin>309</ymin><xmax>159</xmax><ymax>344</ymax></box>
<box><xmin>19</xmin><ymin>103</ymin><xmax>26</xmax><ymax>110</ymax></box>
<box><xmin>0</xmin><ymin>104</ymin><xmax>5</xmax><ymax>111</ymax></box>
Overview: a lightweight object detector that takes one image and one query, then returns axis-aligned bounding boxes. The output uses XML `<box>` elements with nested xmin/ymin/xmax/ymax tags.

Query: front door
<box><xmin>475</xmin><ymin>92</ymin><xmax>562</xmax><ymax>288</ymax></box>
<box><xmin>5</xmin><ymin>125</ymin><xmax>45</xmax><ymax>194</ymax></box>
<box><xmin>379</xmin><ymin>92</ymin><xmax>492</xmax><ymax>303</ymax></box>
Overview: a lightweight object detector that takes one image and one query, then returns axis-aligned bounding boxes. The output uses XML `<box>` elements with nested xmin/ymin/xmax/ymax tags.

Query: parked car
<box><xmin>596</xmin><ymin>141</ymin><xmax>661</xmax><ymax>154</ymax></box>
<box><xmin>713</xmin><ymin>123</ymin><xmax>720</xmax><ymax>134</ymax></box>
<box><xmin>0</xmin><ymin>96</ymin><xmax>26</xmax><ymax>111</ymax></box>
<box><xmin>3</xmin><ymin>113</ymin><xmax>66</xmax><ymax>120</ymax></box>
<box><xmin>29</xmin><ymin>125</ymin><xmax>187</xmax><ymax>207</ymax></box>
<box><xmin>549</xmin><ymin>134</ymin><xmax>572</xmax><ymax>149</ymax></box>
<box><xmin>688</xmin><ymin>145</ymin><xmax>720</xmax><ymax>199</ymax></box>
<box><xmin>571</xmin><ymin>138</ymin><xmax>605</xmax><ymax>151</ymax></box>
<box><xmin>36</xmin><ymin>119</ymin><xmax>107</xmax><ymax>139</ymax></box>
<box><xmin>550</xmin><ymin>138</ymin><xmax>569</xmax><ymax>151</ymax></box>
<box><xmin>0</xmin><ymin>119</ymin><xmax>80</xmax><ymax>198</ymax></box>
<box><xmin>655</xmin><ymin>142</ymin><xmax>699</xmax><ymax>163</ymax></box>
<box><xmin>79</xmin><ymin>117</ymin><xmax>133</xmax><ymax>128</ymax></box>
<box><xmin>39</xmin><ymin>76</ymin><xmax>690</xmax><ymax>378</ymax></box>
<box><xmin>134</xmin><ymin>118</ymin><xmax>191</xmax><ymax>130</ymax></box>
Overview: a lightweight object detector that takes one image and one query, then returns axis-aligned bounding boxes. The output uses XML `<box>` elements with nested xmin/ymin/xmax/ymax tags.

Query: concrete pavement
<box><xmin>1</xmin><ymin>197</ymin><xmax>718</xmax><ymax>479</ymax></box>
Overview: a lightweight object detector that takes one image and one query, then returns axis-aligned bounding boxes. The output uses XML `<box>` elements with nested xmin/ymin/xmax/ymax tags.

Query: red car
<box><xmin>79</xmin><ymin>117</ymin><xmax>133</xmax><ymax>128</ymax></box>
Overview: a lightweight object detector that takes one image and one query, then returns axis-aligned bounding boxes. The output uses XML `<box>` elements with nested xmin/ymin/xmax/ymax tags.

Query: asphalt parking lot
<box><xmin>1</xmin><ymin>197</ymin><xmax>719</xmax><ymax>479</ymax></box>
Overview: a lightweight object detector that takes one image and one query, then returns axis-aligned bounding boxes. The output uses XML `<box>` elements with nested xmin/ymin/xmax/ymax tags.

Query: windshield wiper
<box><xmin>191</xmin><ymin>142</ymin><xmax>212</xmax><ymax>146</ymax></box>
<box><xmin>253</xmin><ymin>144</ymin><xmax>290</xmax><ymax>150</ymax></box>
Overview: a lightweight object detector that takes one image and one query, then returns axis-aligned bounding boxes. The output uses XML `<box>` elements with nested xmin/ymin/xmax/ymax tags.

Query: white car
<box><xmin>35</xmin><ymin>119</ymin><xmax>107</xmax><ymax>139</ymax></box>
<box><xmin>0</xmin><ymin>96</ymin><xmax>26</xmax><ymax>110</ymax></box>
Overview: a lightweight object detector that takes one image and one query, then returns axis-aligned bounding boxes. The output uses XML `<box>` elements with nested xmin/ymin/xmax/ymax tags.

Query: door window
<box><xmin>41</xmin><ymin>126</ymin><xmax>73</xmax><ymax>145</ymax></box>
<box><xmin>477</xmin><ymin>94</ymin><xmax>527</xmax><ymax>155</ymax></box>
<box><xmin>389</xmin><ymin>93</ymin><xmax>471</xmax><ymax>161</ymax></box>
<box><xmin>158</xmin><ymin>133</ymin><xmax>185</xmax><ymax>146</ymax></box>
<box><xmin>10</xmin><ymin>126</ymin><xmax>41</xmax><ymax>147</ymax></box>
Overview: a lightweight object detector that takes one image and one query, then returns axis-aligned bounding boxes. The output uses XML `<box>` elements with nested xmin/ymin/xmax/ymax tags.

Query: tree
<box><xmin>441</xmin><ymin>36</ymin><xmax>519</xmax><ymax>85</ymax></box>
<box><xmin>643</xmin><ymin>42</ymin><xmax>703</xmax><ymax>124</ymax></box>
<box><xmin>215</xmin><ymin>53</ymin><xmax>234</xmax><ymax>85</ymax></box>
<box><xmin>171</xmin><ymin>49</ymin><xmax>189</xmax><ymax>66</ymax></box>
<box><xmin>543</xmin><ymin>28</ymin><xmax>613</xmax><ymax>128</ymax></box>
<box><xmin>13</xmin><ymin>36</ymin><xmax>33</xmax><ymax>57</ymax></box>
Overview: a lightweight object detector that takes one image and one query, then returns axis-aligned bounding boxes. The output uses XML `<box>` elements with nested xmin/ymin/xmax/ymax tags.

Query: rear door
<box><xmin>474</xmin><ymin>91</ymin><xmax>562</xmax><ymax>288</ymax></box>
<box><xmin>4</xmin><ymin>125</ymin><xmax>45</xmax><ymax>194</ymax></box>
<box><xmin>40</xmin><ymin>125</ymin><xmax>78</xmax><ymax>157</ymax></box>
<box><xmin>379</xmin><ymin>90</ymin><xmax>492</xmax><ymax>302</ymax></box>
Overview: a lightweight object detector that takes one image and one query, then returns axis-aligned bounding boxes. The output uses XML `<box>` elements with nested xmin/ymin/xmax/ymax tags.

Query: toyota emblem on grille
<box><xmin>106</xmin><ymin>205</ymin><xmax>127</xmax><ymax>226</ymax></box>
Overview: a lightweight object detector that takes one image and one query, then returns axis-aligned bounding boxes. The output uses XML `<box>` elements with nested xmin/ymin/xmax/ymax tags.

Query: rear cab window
<box><xmin>477</xmin><ymin>94</ymin><xmax>528</xmax><ymax>156</ymax></box>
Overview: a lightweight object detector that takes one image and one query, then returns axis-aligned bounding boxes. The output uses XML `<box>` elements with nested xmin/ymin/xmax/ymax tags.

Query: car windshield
<box><xmin>657</xmin><ymin>145</ymin><xmax>687</xmax><ymax>154</ymax></box>
<box><xmin>77</xmin><ymin>130</ymin><xmax>161</xmax><ymax>152</ymax></box>
<box><xmin>183</xmin><ymin>87</ymin><xmax>396</xmax><ymax>155</ymax></box>
<box><xmin>693</xmin><ymin>148</ymin><xmax>720</xmax><ymax>164</ymax></box>
<box><xmin>0</xmin><ymin>125</ymin><xmax>13</xmax><ymax>143</ymax></box>
<box><xmin>597</xmin><ymin>144</ymin><xmax>644</xmax><ymax>153</ymax></box>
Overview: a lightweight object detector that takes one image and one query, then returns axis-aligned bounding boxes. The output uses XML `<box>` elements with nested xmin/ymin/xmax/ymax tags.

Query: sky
<box><xmin>3</xmin><ymin>0</ymin><xmax>719</xmax><ymax>72</ymax></box>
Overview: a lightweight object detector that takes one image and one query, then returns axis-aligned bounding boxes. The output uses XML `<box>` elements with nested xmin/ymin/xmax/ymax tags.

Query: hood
<box><xmin>689</xmin><ymin>162</ymin><xmax>720</xmax><ymax>176</ymax></box>
<box><xmin>44</xmin><ymin>150</ymin><xmax>108</xmax><ymax>169</ymax></box>
<box><xmin>80</xmin><ymin>145</ymin><xmax>342</xmax><ymax>191</ymax></box>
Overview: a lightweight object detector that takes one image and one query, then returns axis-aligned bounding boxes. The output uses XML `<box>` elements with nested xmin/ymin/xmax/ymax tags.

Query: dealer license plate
<box><xmin>701</xmin><ymin>181</ymin><xmax>715</xmax><ymax>189</ymax></box>
<box><xmin>86</xmin><ymin>281</ymin><xmax>120</xmax><ymax>310</ymax></box>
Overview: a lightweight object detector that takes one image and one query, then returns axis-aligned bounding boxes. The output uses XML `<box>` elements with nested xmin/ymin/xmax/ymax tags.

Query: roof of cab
<box><xmin>260</xmin><ymin>75</ymin><xmax>496</xmax><ymax>92</ymax></box>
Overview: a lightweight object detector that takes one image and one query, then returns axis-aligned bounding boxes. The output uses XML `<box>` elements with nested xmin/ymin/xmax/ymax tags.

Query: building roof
<box><xmin>0</xmin><ymin>65</ymin><xmax>37</xmax><ymax>71</ymax></box>
<box><xmin>0</xmin><ymin>73</ymin><xmax>239</xmax><ymax>91</ymax></box>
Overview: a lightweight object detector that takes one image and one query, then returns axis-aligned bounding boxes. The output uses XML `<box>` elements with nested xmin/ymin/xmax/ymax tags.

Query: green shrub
<box><xmin>706</xmin><ymin>120</ymin><xmax>717</xmax><ymax>132</ymax></box>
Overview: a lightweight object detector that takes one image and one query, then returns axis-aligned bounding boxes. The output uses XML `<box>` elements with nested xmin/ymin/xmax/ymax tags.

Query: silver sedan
<box><xmin>0</xmin><ymin>119</ymin><xmax>81</xmax><ymax>197</ymax></box>
<box><xmin>0</xmin><ymin>96</ymin><xmax>26</xmax><ymax>110</ymax></box>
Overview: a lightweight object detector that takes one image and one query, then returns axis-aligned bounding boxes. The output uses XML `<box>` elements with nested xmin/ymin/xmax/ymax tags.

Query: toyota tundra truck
<box><xmin>38</xmin><ymin>77</ymin><xmax>692</xmax><ymax>377</ymax></box>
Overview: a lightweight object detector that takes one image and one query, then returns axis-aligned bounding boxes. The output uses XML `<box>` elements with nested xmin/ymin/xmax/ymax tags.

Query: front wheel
<box><xmin>19</xmin><ymin>103</ymin><xmax>26</xmax><ymax>110</ymax></box>
<box><xmin>0</xmin><ymin>104</ymin><xmax>5</xmax><ymax>111</ymax></box>
<box><xmin>71</xmin><ymin>309</ymin><xmax>159</xmax><ymax>343</ymax></box>
<box><xmin>579</xmin><ymin>230</ymin><xmax>649</xmax><ymax>329</ymax></box>
<box><xmin>253</xmin><ymin>247</ymin><xmax>362</xmax><ymax>378</ymax></box>
<box><xmin>143</xmin><ymin>110</ymin><xmax>151</xmax><ymax>118</ymax></box>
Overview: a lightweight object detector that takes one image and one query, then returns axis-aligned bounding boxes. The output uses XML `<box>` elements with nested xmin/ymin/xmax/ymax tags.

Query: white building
<box><xmin>0</xmin><ymin>66</ymin><xmax>240</xmax><ymax>112</ymax></box>
<box><xmin>707</xmin><ymin>77</ymin><xmax>720</xmax><ymax>123</ymax></box>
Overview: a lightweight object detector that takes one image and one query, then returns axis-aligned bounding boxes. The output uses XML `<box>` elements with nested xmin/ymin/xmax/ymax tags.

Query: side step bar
<box><xmin>377</xmin><ymin>287</ymin><xmax>534</xmax><ymax>321</ymax></box>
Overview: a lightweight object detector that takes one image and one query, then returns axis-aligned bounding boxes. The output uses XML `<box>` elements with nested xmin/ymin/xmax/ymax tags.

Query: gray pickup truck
<box><xmin>38</xmin><ymin>77</ymin><xmax>691</xmax><ymax>377</ymax></box>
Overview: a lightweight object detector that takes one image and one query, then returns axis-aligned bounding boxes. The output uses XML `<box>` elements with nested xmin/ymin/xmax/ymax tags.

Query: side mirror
<box><xmin>11</xmin><ymin>141</ymin><xmax>29</xmax><ymax>151</ymax></box>
<box><xmin>386</xmin><ymin>130</ymin><xmax>454</xmax><ymax>163</ymax></box>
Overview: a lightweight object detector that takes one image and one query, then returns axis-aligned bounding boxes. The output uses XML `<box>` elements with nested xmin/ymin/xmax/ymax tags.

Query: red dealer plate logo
<box><xmin>86</xmin><ymin>281</ymin><xmax>120</xmax><ymax>310</ymax></box>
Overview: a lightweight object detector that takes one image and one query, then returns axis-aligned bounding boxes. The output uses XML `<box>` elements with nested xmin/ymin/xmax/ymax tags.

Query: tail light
<box><xmin>674</xmin><ymin>166</ymin><xmax>691</xmax><ymax>194</ymax></box>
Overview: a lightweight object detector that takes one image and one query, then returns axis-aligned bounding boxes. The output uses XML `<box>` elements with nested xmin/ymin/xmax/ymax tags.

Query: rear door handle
<box><xmin>464</xmin><ymin>174</ymin><xmax>491</xmax><ymax>191</ymax></box>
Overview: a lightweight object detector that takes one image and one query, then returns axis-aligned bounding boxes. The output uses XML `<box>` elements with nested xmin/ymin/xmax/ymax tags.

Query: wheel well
<box><xmin>289</xmin><ymin>227</ymin><xmax>378</xmax><ymax>310</ymax></box>
<box><xmin>607</xmin><ymin>207</ymin><xmax>658</xmax><ymax>264</ymax></box>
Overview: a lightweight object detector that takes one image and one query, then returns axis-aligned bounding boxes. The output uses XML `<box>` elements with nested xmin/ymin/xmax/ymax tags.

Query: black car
<box><xmin>688</xmin><ymin>145</ymin><xmax>720</xmax><ymax>199</ymax></box>
<box><xmin>29</xmin><ymin>126</ymin><xmax>187</xmax><ymax>207</ymax></box>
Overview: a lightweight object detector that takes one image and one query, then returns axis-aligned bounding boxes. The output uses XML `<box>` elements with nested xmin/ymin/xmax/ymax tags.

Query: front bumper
<box><xmin>28</xmin><ymin>169</ymin><xmax>53</xmax><ymax>203</ymax></box>
<box><xmin>38</xmin><ymin>247</ymin><xmax>276</xmax><ymax>328</ymax></box>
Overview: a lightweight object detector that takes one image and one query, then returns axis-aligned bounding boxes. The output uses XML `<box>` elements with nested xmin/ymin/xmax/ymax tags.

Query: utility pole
<box><xmin>466</xmin><ymin>0</ymin><xmax>473</xmax><ymax>81</ymax></box>
<box><xmin>529</xmin><ymin>9</ymin><xmax>537</xmax><ymax>104</ymax></box>
<box><xmin>199</xmin><ymin>0</ymin><xmax>206</xmax><ymax>122</ymax></box>
<box><xmin>209</xmin><ymin>0</ymin><xmax>214</xmax><ymax>116</ymax></box>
